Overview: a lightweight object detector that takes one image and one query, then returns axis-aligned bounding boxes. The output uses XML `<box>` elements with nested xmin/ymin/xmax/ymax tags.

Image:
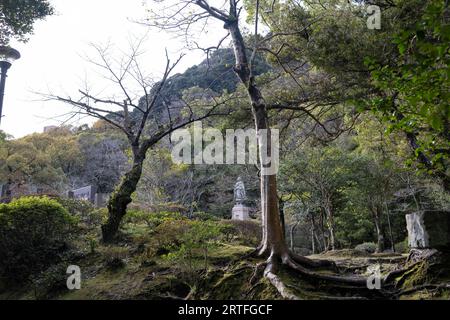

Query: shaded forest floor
<box><xmin>1</xmin><ymin>219</ymin><xmax>449</xmax><ymax>300</ymax></box>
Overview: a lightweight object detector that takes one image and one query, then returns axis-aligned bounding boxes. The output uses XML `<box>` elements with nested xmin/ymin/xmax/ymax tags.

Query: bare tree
<box><xmin>46</xmin><ymin>40</ymin><xmax>227</xmax><ymax>242</ymax></box>
<box><xmin>147</xmin><ymin>0</ymin><xmax>367</xmax><ymax>297</ymax></box>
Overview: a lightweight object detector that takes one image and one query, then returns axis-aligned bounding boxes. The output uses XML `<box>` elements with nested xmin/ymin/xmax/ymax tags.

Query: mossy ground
<box><xmin>1</xmin><ymin>219</ymin><xmax>449</xmax><ymax>300</ymax></box>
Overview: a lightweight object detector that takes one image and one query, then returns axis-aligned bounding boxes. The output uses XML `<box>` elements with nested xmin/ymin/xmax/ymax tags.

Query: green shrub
<box><xmin>86</xmin><ymin>234</ymin><xmax>99</xmax><ymax>254</ymax></box>
<box><xmin>56</xmin><ymin>197</ymin><xmax>95</xmax><ymax>216</ymax></box>
<box><xmin>354</xmin><ymin>242</ymin><xmax>377</xmax><ymax>254</ymax></box>
<box><xmin>125</xmin><ymin>209</ymin><xmax>185</xmax><ymax>230</ymax></box>
<box><xmin>56</xmin><ymin>198</ymin><xmax>103</xmax><ymax>227</ymax></box>
<box><xmin>153</xmin><ymin>219</ymin><xmax>192</xmax><ymax>251</ymax></box>
<box><xmin>191</xmin><ymin>211</ymin><xmax>219</xmax><ymax>221</ymax></box>
<box><xmin>219</xmin><ymin>220</ymin><xmax>261</xmax><ymax>246</ymax></box>
<box><xmin>128</xmin><ymin>202</ymin><xmax>188</xmax><ymax>215</ymax></box>
<box><xmin>88</xmin><ymin>208</ymin><xmax>109</xmax><ymax>226</ymax></box>
<box><xmin>164</xmin><ymin>220</ymin><xmax>222</xmax><ymax>282</ymax></box>
<box><xmin>395</xmin><ymin>238</ymin><xmax>410</xmax><ymax>254</ymax></box>
<box><xmin>124</xmin><ymin>208</ymin><xmax>148</xmax><ymax>224</ymax></box>
<box><xmin>31</xmin><ymin>263</ymin><xmax>68</xmax><ymax>299</ymax></box>
<box><xmin>0</xmin><ymin>196</ymin><xmax>75</xmax><ymax>283</ymax></box>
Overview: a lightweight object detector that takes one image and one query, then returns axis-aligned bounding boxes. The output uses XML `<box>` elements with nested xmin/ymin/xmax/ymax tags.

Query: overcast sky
<box><xmin>2</xmin><ymin>0</ymin><xmax>226</xmax><ymax>138</ymax></box>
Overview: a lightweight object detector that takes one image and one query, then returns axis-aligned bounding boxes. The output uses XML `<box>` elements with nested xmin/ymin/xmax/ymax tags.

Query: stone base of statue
<box><xmin>232</xmin><ymin>204</ymin><xmax>251</xmax><ymax>221</ymax></box>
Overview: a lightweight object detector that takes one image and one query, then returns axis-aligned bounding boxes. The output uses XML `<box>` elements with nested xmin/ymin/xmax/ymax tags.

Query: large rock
<box><xmin>406</xmin><ymin>211</ymin><xmax>450</xmax><ymax>250</ymax></box>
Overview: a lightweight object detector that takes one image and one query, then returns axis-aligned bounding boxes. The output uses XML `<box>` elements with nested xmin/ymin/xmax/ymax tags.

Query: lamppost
<box><xmin>0</xmin><ymin>45</ymin><xmax>21</xmax><ymax>124</ymax></box>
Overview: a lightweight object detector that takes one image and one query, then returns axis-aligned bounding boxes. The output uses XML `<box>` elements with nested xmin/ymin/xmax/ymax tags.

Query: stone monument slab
<box><xmin>69</xmin><ymin>185</ymin><xmax>97</xmax><ymax>203</ymax></box>
<box><xmin>406</xmin><ymin>210</ymin><xmax>450</xmax><ymax>250</ymax></box>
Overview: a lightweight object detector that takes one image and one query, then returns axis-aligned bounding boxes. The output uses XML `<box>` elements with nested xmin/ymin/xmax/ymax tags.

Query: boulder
<box><xmin>406</xmin><ymin>211</ymin><xmax>450</xmax><ymax>250</ymax></box>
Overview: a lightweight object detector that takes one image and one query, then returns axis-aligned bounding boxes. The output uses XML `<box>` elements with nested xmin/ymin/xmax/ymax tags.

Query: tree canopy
<box><xmin>0</xmin><ymin>0</ymin><xmax>53</xmax><ymax>44</ymax></box>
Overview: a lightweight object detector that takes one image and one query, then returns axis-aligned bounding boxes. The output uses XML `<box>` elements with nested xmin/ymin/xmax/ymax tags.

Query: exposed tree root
<box><xmin>264</xmin><ymin>254</ymin><xmax>299</xmax><ymax>300</ymax></box>
<box><xmin>265</xmin><ymin>271</ymin><xmax>299</xmax><ymax>300</ymax></box>
<box><xmin>197</xmin><ymin>245</ymin><xmax>448</xmax><ymax>299</ymax></box>
<box><xmin>290</xmin><ymin>252</ymin><xmax>339</xmax><ymax>271</ymax></box>
<box><xmin>394</xmin><ymin>283</ymin><xmax>450</xmax><ymax>298</ymax></box>
<box><xmin>193</xmin><ymin>248</ymin><xmax>408</xmax><ymax>299</ymax></box>
<box><xmin>156</xmin><ymin>293</ymin><xmax>186</xmax><ymax>300</ymax></box>
<box><xmin>257</xmin><ymin>246</ymin><xmax>338</xmax><ymax>271</ymax></box>
<box><xmin>249</xmin><ymin>262</ymin><xmax>267</xmax><ymax>285</ymax></box>
<box><xmin>384</xmin><ymin>249</ymin><xmax>440</xmax><ymax>285</ymax></box>
<box><xmin>381</xmin><ymin>248</ymin><xmax>450</xmax><ymax>300</ymax></box>
<box><xmin>255</xmin><ymin>249</ymin><xmax>380</xmax><ymax>300</ymax></box>
<box><xmin>283</xmin><ymin>255</ymin><xmax>368</xmax><ymax>286</ymax></box>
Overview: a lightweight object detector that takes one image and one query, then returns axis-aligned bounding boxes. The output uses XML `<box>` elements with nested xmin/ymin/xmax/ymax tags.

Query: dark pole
<box><xmin>0</xmin><ymin>61</ymin><xmax>11</xmax><ymax>125</ymax></box>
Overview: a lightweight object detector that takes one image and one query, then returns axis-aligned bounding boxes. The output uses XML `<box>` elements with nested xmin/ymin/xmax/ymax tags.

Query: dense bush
<box><xmin>152</xmin><ymin>219</ymin><xmax>192</xmax><ymax>251</ymax></box>
<box><xmin>125</xmin><ymin>209</ymin><xmax>185</xmax><ymax>229</ymax></box>
<box><xmin>30</xmin><ymin>263</ymin><xmax>69</xmax><ymax>299</ymax></box>
<box><xmin>163</xmin><ymin>220</ymin><xmax>222</xmax><ymax>282</ymax></box>
<box><xmin>56</xmin><ymin>197</ymin><xmax>95</xmax><ymax>216</ymax></box>
<box><xmin>191</xmin><ymin>211</ymin><xmax>219</xmax><ymax>221</ymax></box>
<box><xmin>87</xmin><ymin>208</ymin><xmax>109</xmax><ymax>226</ymax></box>
<box><xmin>354</xmin><ymin>242</ymin><xmax>377</xmax><ymax>254</ymax></box>
<box><xmin>219</xmin><ymin>220</ymin><xmax>261</xmax><ymax>247</ymax></box>
<box><xmin>57</xmin><ymin>197</ymin><xmax>105</xmax><ymax>228</ymax></box>
<box><xmin>0</xmin><ymin>196</ymin><xmax>75</xmax><ymax>283</ymax></box>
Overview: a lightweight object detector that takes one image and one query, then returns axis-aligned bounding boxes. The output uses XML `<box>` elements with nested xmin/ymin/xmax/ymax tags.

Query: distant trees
<box><xmin>76</xmin><ymin>130</ymin><xmax>128</xmax><ymax>193</ymax></box>
<box><xmin>279</xmin><ymin>110</ymin><xmax>449</xmax><ymax>253</ymax></box>
<box><xmin>157</xmin><ymin>48</ymin><xmax>270</xmax><ymax>100</ymax></box>
<box><xmin>48</xmin><ymin>42</ymin><xmax>227</xmax><ymax>242</ymax></box>
<box><xmin>46</xmin><ymin>132</ymin><xmax>84</xmax><ymax>188</ymax></box>
<box><xmin>0</xmin><ymin>124</ymin><xmax>134</xmax><ymax>200</ymax></box>
<box><xmin>280</xmin><ymin>143</ymin><xmax>356</xmax><ymax>251</ymax></box>
<box><xmin>0</xmin><ymin>132</ymin><xmax>65</xmax><ymax>197</ymax></box>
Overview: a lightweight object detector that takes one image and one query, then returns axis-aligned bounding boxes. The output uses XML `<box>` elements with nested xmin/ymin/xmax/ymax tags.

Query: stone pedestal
<box><xmin>232</xmin><ymin>204</ymin><xmax>250</xmax><ymax>221</ymax></box>
<box><xmin>406</xmin><ymin>211</ymin><xmax>450</xmax><ymax>249</ymax></box>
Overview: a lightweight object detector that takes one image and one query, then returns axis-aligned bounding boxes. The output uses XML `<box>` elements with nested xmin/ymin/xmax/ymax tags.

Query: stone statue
<box><xmin>234</xmin><ymin>176</ymin><xmax>247</xmax><ymax>204</ymax></box>
<box><xmin>232</xmin><ymin>176</ymin><xmax>250</xmax><ymax>221</ymax></box>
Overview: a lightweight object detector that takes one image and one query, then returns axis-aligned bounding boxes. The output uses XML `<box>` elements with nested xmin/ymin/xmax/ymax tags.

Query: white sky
<box><xmin>2</xmin><ymin>0</ymin><xmax>227</xmax><ymax>138</ymax></box>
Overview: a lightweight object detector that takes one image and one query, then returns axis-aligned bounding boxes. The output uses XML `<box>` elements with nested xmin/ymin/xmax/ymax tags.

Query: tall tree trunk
<box><xmin>320</xmin><ymin>210</ymin><xmax>328</xmax><ymax>251</ymax></box>
<box><xmin>310</xmin><ymin>213</ymin><xmax>317</xmax><ymax>254</ymax></box>
<box><xmin>102</xmin><ymin>151</ymin><xmax>145</xmax><ymax>242</ymax></box>
<box><xmin>314</xmin><ymin>232</ymin><xmax>323</xmax><ymax>253</ymax></box>
<box><xmin>385</xmin><ymin>202</ymin><xmax>395</xmax><ymax>252</ymax></box>
<box><xmin>290</xmin><ymin>222</ymin><xmax>298</xmax><ymax>252</ymax></box>
<box><xmin>325</xmin><ymin>205</ymin><xmax>336</xmax><ymax>251</ymax></box>
<box><xmin>226</xmin><ymin>20</ymin><xmax>287</xmax><ymax>260</ymax></box>
<box><xmin>372</xmin><ymin>207</ymin><xmax>385</xmax><ymax>253</ymax></box>
<box><xmin>327</xmin><ymin>222</ymin><xmax>335</xmax><ymax>251</ymax></box>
